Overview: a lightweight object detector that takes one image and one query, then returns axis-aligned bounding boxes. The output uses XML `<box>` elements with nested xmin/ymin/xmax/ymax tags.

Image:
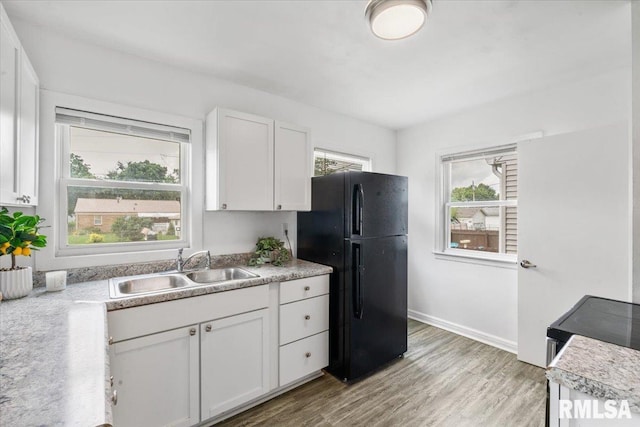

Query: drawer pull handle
<box><xmin>305</xmin><ymin>352</ymin><xmax>311</xmax><ymax>358</ymax></box>
<box><xmin>304</xmin><ymin>286</ymin><xmax>310</xmax><ymax>291</ymax></box>
<box><xmin>110</xmin><ymin>376</ymin><xmax>114</xmax><ymax>387</ymax></box>
<box><xmin>189</xmin><ymin>328</ymin><xmax>196</xmax><ymax>336</ymax></box>
<box><xmin>304</xmin><ymin>315</ymin><xmax>311</xmax><ymax>320</ymax></box>
<box><xmin>112</xmin><ymin>390</ymin><xmax>118</xmax><ymax>405</ymax></box>
<box><xmin>205</xmin><ymin>324</ymin><xmax>212</xmax><ymax>332</ymax></box>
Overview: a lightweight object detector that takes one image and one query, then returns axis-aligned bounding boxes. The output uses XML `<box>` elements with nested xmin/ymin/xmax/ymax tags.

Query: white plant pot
<box><xmin>0</xmin><ymin>267</ymin><xmax>33</xmax><ymax>300</ymax></box>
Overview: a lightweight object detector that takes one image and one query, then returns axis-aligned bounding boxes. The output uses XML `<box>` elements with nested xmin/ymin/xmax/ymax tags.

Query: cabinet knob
<box><xmin>277</xmin><ymin>204</ymin><xmax>282</xmax><ymax>210</ymax></box>
<box><xmin>205</xmin><ymin>324</ymin><xmax>212</xmax><ymax>332</ymax></box>
<box><xmin>304</xmin><ymin>286</ymin><xmax>310</xmax><ymax>291</ymax></box>
<box><xmin>304</xmin><ymin>315</ymin><xmax>311</xmax><ymax>320</ymax></box>
<box><xmin>108</xmin><ymin>336</ymin><xmax>113</xmax><ymax>345</ymax></box>
<box><xmin>111</xmin><ymin>390</ymin><xmax>118</xmax><ymax>405</ymax></box>
<box><xmin>305</xmin><ymin>352</ymin><xmax>311</xmax><ymax>358</ymax></box>
<box><xmin>189</xmin><ymin>328</ymin><xmax>196</xmax><ymax>336</ymax></box>
<box><xmin>110</xmin><ymin>375</ymin><xmax>114</xmax><ymax>387</ymax></box>
<box><xmin>221</xmin><ymin>203</ymin><xmax>227</xmax><ymax>210</ymax></box>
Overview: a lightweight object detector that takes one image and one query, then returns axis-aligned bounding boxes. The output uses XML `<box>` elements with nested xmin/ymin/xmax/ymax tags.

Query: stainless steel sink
<box><xmin>186</xmin><ymin>267</ymin><xmax>258</xmax><ymax>284</ymax></box>
<box><xmin>110</xmin><ymin>274</ymin><xmax>189</xmax><ymax>298</ymax></box>
<box><xmin>108</xmin><ymin>267</ymin><xmax>259</xmax><ymax>298</ymax></box>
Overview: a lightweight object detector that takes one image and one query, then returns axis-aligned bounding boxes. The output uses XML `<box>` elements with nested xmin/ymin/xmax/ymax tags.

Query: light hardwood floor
<box><xmin>218</xmin><ymin>319</ymin><xmax>546</xmax><ymax>427</ymax></box>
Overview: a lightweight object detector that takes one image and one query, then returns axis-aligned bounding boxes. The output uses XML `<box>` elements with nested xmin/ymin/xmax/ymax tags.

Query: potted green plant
<box><xmin>0</xmin><ymin>207</ymin><xmax>47</xmax><ymax>299</ymax></box>
<box><xmin>248</xmin><ymin>236</ymin><xmax>290</xmax><ymax>267</ymax></box>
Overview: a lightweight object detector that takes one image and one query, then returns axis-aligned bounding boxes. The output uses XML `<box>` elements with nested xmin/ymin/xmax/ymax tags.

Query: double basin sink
<box><xmin>109</xmin><ymin>267</ymin><xmax>259</xmax><ymax>299</ymax></box>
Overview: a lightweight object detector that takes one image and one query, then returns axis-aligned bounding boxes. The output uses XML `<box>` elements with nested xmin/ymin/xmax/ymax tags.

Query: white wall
<box><xmin>10</xmin><ymin>18</ymin><xmax>396</xmax><ymax>265</ymax></box>
<box><xmin>632</xmin><ymin>1</ymin><xmax>640</xmax><ymax>304</ymax></box>
<box><xmin>397</xmin><ymin>67</ymin><xmax>631</xmax><ymax>348</ymax></box>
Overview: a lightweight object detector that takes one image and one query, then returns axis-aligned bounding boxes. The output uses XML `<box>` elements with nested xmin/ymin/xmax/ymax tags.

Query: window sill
<box><xmin>433</xmin><ymin>250</ymin><xmax>517</xmax><ymax>270</ymax></box>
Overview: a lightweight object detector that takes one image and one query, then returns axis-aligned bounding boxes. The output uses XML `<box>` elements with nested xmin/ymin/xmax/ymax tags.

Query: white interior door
<box><xmin>517</xmin><ymin>122</ymin><xmax>630</xmax><ymax>367</ymax></box>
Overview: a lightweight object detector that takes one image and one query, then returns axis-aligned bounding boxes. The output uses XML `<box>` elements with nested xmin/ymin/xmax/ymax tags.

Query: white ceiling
<box><xmin>4</xmin><ymin>0</ymin><xmax>631</xmax><ymax>129</ymax></box>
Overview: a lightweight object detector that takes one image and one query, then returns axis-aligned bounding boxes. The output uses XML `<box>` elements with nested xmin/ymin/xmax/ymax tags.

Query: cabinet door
<box><xmin>274</xmin><ymin>121</ymin><xmax>311</xmax><ymax>211</ymax></box>
<box><xmin>110</xmin><ymin>325</ymin><xmax>200</xmax><ymax>427</ymax></box>
<box><xmin>0</xmin><ymin>8</ymin><xmax>20</xmax><ymax>205</ymax></box>
<box><xmin>217</xmin><ymin>109</ymin><xmax>274</xmax><ymax>210</ymax></box>
<box><xmin>200</xmin><ymin>309</ymin><xmax>270</xmax><ymax>421</ymax></box>
<box><xmin>17</xmin><ymin>50</ymin><xmax>38</xmax><ymax>206</ymax></box>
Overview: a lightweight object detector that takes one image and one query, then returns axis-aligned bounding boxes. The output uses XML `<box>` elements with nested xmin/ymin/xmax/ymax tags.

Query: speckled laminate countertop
<box><xmin>0</xmin><ymin>258</ymin><xmax>332</xmax><ymax>427</ymax></box>
<box><xmin>546</xmin><ymin>335</ymin><xmax>640</xmax><ymax>413</ymax></box>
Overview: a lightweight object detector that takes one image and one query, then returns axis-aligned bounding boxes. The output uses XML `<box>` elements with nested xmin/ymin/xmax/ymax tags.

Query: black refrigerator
<box><xmin>297</xmin><ymin>171</ymin><xmax>408</xmax><ymax>382</ymax></box>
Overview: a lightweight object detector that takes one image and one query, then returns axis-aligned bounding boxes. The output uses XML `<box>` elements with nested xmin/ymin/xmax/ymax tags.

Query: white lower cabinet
<box><xmin>108</xmin><ymin>276</ymin><xmax>329</xmax><ymax>426</ymax></box>
<box><xmin>548</xmin><ymin>381</ymin><xmax>640</xmax><ymax>427</ymax></box>
<box><xmin>200</xmin><ymin>309</ymin><xmax>270</xmax><ymax>420</ymax></box>
<box><xmin>278</xmin><ymin>276</ymin><xmax>330</xmax><ymax>387</ymax></box>
<box><xmin>109</xmin><ymin>325</ymin><xmax>200</xmax><ymax>427</ymax></box>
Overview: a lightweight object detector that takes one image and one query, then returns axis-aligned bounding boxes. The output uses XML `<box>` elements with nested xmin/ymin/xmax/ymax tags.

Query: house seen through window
<box><xmin>314</xmin><ymin>149</ymin><xmax>371</xmax><ymax>176</ymax></box>
<box><xmin>56</xmin><ymin>108</ymin><xmax>188</xmax><ymax>249</ymax></box>
<box><xmin>442</xmin><ymin>145</ymin><xmax>517</xmax><ymax>258</ymax></box>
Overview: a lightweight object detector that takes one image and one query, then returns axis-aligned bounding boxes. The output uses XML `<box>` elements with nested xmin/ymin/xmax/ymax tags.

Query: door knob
<box><xmin>520</xmin><ymin>259</ymin><xmax>537</xmax><ymax>269</ymax></box>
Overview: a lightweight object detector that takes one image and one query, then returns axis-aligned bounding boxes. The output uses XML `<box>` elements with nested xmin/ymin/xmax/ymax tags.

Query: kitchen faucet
<box><xmin>176</xmin><ymin>248</ymin><xmax>211</xmax><ymax>272</ymax></box>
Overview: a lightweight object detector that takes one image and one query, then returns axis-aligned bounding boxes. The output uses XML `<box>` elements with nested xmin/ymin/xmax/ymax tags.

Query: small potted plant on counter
<box><xmin>248</xmin><ymin>236</ymin><xmax>291</xmax><ymax>267</ymax></box>
<box><xmin>0</xmin><ymin>207</ymin><xmax>47</xmax><ymax>299</ymax></box>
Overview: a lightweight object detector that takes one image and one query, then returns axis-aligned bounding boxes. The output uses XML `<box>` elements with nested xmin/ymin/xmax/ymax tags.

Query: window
<box><xmin>440</xmin><ymin>144</ymin><xmax>517</xmax><ymax>261</ymax></box>
<box><xmin>314</xmin><ymin>148</ymin><xmax>371</xmax><ymax>176</ymax></box>
<box><xmin>56</xmin><ymin>108</ymin><xmax>189</xmax><ymax>252</ymax></box>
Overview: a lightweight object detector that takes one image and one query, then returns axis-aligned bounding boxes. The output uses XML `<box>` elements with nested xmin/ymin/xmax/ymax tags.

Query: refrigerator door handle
<box><xmin>352</xmin><ymin>184</ymin><xmax>364</xmax><ymax>236</ymax></box>
<box><xmin>353</xmin><ymin>243</ymin><xmax>364</xmax><ymax>319</ymax></box>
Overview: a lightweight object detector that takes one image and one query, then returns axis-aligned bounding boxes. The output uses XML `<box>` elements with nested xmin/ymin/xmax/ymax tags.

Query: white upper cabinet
<box><xmin>206</xmin><ymin>108</ymin><xmax>310</xmax><ymax>211</ymax></box>
<box><xmin>0</xmin><ymin>4</ymin><xmax>39</xmax><ymax>206</ymax></box>
<box><xmin>274</xmin><ymin>121</ymin><xmax>311</xmax><ymax>211</ymax></box>
<box><xmin>17</xmin><ymin>50</ymin><xmax>39</xmax><ymax>206</ymax></box>
<box><xmin>0</xmin><ymin>5</ymin><xmax>20</xmax><ymax>205</ymax></box>
<box><xmin>208</xmin><ymin>109</ymin><xmax>274</xmax><ymax>211</ymax></box>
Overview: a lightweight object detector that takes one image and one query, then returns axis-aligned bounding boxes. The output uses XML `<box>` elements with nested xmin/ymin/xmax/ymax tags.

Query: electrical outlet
<box><xmin>282</xmin><ymin>223</ymin><xmax>289</xmax><ymax>236</ymax></box>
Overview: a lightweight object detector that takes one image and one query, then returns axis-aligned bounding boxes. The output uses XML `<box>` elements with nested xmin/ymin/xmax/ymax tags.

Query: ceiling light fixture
<box><xmin>365</xmin><ymin>0</ymin><xmax>432</xmax><ymax>41</ymax></box>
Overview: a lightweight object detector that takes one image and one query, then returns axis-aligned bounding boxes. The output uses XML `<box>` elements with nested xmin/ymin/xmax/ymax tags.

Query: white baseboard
<box><xmin>408</xmin><ymin>309</ymin><xmax>517</xmax><ymax>354</ymax></box>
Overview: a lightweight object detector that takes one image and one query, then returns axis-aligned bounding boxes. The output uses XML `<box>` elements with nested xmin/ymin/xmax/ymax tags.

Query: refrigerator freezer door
<box><xmin>346</xmin><ymin>172</ymin><xmax>408</xmax><ymax>238</ymax></box>
<box><xmin>344</xmin><ymin>235</ymin><xmax>408</xmax><ymax>381</ymax></box>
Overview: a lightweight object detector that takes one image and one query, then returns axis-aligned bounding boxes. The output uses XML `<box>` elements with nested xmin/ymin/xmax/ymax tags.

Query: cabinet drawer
<box><xmin>279</xmin><ymin>331</ymin><xmax>328</xmax><ymax>387</ymax></box>
<box><xmin>279</xmin><ymin>294</ymin><xmax>329</xmax><ymax>345</ymax></box>
<box><xmin>279</xmin><ymin>275</ymin><xmax>329</xmax><ymax>304</ymax></box>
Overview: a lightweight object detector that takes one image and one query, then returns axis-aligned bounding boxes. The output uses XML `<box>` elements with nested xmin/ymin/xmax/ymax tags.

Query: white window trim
<box><xmin>57</xmin><ymin>116</ymin><xmax>189</xmax><ymax>257</ymax></box>
<box><xmin>435</xmin><ymin>143</ymin><xmax>519</xmax><ymax>267</ymax></box>
<box><xmin>37</xmin><ymin>90</ymin><xmax>204</xmax><ymax>271</ymax></box>
<box><xmin>93</xmin><ymin>216</ymin><xmax>102</xmax><ymax>226</ymax></box>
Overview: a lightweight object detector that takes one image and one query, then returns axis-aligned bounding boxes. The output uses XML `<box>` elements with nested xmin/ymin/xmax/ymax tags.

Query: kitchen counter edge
<box><xmin>546</xmin><ymin>334</ymin><xmax>640</xmax><ymax>413</ymax></box>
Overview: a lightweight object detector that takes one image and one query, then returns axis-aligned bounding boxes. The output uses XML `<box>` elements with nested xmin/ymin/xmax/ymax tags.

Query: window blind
<box><xmin>55</xmin><ymin>107</ymin><xmax>190</xmax><ymax>144</ymax></box>
<box><xmin>441</xmin><ymin>143</ymin><xmax>516</xmax><ymax>163</ymax></box>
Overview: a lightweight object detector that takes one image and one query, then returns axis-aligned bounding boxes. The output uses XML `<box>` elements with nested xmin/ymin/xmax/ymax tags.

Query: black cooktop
<box><xmin>547</xmin><ymin>295</ymin><xmax>640</xmax><ymax>351</ymax></box>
